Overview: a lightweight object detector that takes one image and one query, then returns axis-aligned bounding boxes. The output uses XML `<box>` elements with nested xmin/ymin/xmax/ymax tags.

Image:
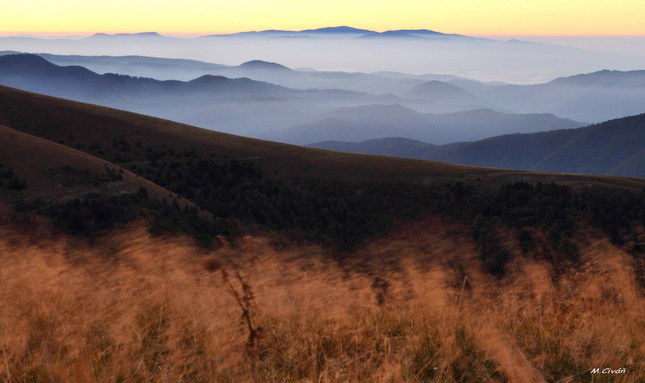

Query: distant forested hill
<box><xmin>311</xmin><ymin>113</ymin><xmax>645</xmax><ymax>177</ymax></box>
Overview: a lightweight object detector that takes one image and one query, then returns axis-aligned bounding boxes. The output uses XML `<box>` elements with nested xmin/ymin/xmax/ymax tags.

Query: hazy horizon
<box><xmin>3</xmin><ymin>29</ymin><xmax>645</xmax><ymax>84</ymax></box>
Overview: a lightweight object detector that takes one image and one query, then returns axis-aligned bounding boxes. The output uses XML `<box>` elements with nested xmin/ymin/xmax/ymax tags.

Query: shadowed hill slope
<box><xmin>0</xmin><ymin>123</ymin><xmax>221</xmax><ymax>241</ymax></box>
<box><xmin>312</xmin><ymin>137</ymin><xmax>434</xmax><ymax>159</ymax></box>
<box><xmin>0</xmin><ymin>85</ymin><xmax>642</xmax><ymax>189</ymax></box>
<box><xmin>0</xmin><ymin>124</ymin><xmax>200</xmax><ymax>212</ymax></box>
<box><xmin>0</xmin><ymin>85</ymin><xmax>472</xmax><ymax>183</ymax></box>
<box><xmin>310</xmin><ymin>113</ymin><xmax>645</xmax><ymax>178</ymax></box>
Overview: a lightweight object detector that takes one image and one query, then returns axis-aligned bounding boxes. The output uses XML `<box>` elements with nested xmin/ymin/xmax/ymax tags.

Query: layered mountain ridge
<box><xmin>310</xmin><ymin>113</ymin><xmax>645</xmax><ymax>177</ymax></box>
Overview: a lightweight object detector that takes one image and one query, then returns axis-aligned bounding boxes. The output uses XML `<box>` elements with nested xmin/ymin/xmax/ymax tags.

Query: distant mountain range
<box><xmin>0</xmin><ymin>53</ymin><xmax>295</xmax><ymax>102</ymax></box>
<box><xmin>204</xmin><ymin>26</ymin><xmax>476</xmax><ymax>40</ymax></box>
<box><xmin>0</xmin><ymin>51</ymin><xmax>464</xmax><ymax>95</ymax></box>
<box><xmin>459</xmin><ymin>71</ymin><xmax>645</xmax><ymax>122</ymax></box>
<box><xmin>38</xmin><ymin>52</ymin><xmax>229</xmax><ymax>81</ymax></box>
<box><xmin>3</xmin><ymin>27</ymin><xmax>645</xmax><ymax>84</ymax></box>
<box><xmin>85</xmin><ymin>32</ymin><xmax>167</xmax><ymax>40</ymax></box>
<box><xmin>0</xmin><ymin>54</ymin><xmax>400</xmax><ymax>134</ymax></box>
<box><xmin>6</xmin><ymin>27</ymin><xmax>476</xmax><ymax>43</ymax></box>
<box><xmin>3</xmin><ymin>50</ymin><xmax>644</xmax><ymax>123</ymax></box>
<box><xmin>1</xmin><ymin>53</ymin><xmax>644</xmax><ymax>149</ymax></box>
<box><xmin>80</xmin><ymin>26</ymin><xmax>464</xmax><ymax>40</ymax></box>
<box><xmin>260</xmin><ymin>105</ymin><xmax>582</xmax><ymax>144</ymax></box>
<box><xmin>310</xmin><ymin>113</ymin><xmax>645</xmax><ymax>177</ymax></box>
<box><xmin>0</xmin><ymin>54</ymin><xmax>410</xmax><ymax>104</ymax></box>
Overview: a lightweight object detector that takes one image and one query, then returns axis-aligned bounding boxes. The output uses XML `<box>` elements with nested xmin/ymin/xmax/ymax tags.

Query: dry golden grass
<box><xmin>0</xmin><ymin>220</ymin><xmax>643</xmax><ymax>382</ymax></box>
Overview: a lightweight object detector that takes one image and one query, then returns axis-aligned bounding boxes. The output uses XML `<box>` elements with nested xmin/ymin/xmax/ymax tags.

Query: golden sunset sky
<box><xmin>1</xmin><ymin>0</ymin><xmax>644</xmax><ymax>36</ymax></box>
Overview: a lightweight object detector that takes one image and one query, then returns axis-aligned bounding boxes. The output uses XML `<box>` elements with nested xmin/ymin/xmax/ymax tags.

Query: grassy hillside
<box><xmin>0</xmin><ymin>124</ymin><xmax>180</xmax><ymax>203</ymax></box>
<box><xmin>0</xmin><ymin>124</ymin><xmax>232</xmax><ymax>243</ymax></box>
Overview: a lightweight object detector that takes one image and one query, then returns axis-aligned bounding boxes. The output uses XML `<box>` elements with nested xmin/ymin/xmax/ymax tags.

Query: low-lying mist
<box><xmin>3</xmin><ymin>33</ymin><xmax>645</xmax><ymax>84</ymax></box>
<box><xmin>5</xmin><ymin>51</ymin><xmax>645</xmax><ymax>149</ymax></box>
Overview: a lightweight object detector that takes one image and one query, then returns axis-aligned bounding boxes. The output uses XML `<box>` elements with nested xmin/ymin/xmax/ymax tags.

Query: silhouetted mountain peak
<box><xmin>389</xmin><ymin>29</ymin><xmax>444</xmax><ymax>35</ymax></box>
<box><xmin>209</xmin><ymin>26</ymin><xmax>374</xmax><ymax>38</ymax></box>
<box><xmin>358</xmin><ymin>29</ymin><xmax>460</xmax><ymax>39</ymax></box>
<box><xmin>200</xmin><ymin>26</ymin><xmax>476</xmax><ymax>40</ymax></box>
<box><xmin>239</xmin><ymin>60</ymin><xmax>292</xmax><ymax>71</ymax></box>
<box><xmin>549</xmin><ymin>69</ymin><xmax>645</xmax><ymax>87</ymax></box>
<box><xmin>187</xmin><ymin>74</ymin><xmax>230</xmax><ymax>84</ymax></box>
<box><xmin>411</xmin><ymin>80</ymin><xmax>466</xmax><ymax>92</ymax></box>
<box><xmin>185</xmin><ymin>74</ymin><xmax>287</xmax><ymax>96</ymax></box>
<box><xmin>0</xmin><ymin>53</ymin><xmax>52</xmax><ymax>67</ymax></box>
<box><xmin>359</xmin><ymin>31</ymin><xmax>421</xmax><ymax>39</ymax></box>
<box><xmin>129</xmin><ymin>32</ymin><xmax>161</xmax><ymax>37</ymax></box>
<box><xmin>301</xmin><ymin>26</ymin><xmax>372</xmax><ymax>34</ymax></box>
<box><xmin>308</xmin><ymin>137</ymin><xmax>436</xmax><ymax>159</ymax></box>
<box><xmin>0</xmin><ymin>54</ymin><xmax>96</xmax><ymax>79</ymax></box>
<box><xmin>88</xmin><ymin>32</ymin><xmax>162</xmax><ymax>38</ymax></box>
<box><xmin>406</xmin><ymin>81</ymin><xmax>484</xmax><ymax>105</ymax></box>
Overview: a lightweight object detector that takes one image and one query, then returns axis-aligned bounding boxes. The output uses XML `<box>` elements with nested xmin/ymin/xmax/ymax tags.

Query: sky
<box><xmin>1</xmin><ymin>0</ymin><xmax>645</xmax><ymax>36</ymax></box>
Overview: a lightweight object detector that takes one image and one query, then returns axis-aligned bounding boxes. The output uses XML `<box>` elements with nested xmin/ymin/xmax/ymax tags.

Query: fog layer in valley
<box><xmin>0</xmin><ymin>28</ymin><xmax>644</xmax><ymax>172</ymax></box>
<box><xmin>2</xmin><ymin>29</ymin><xmax>645</xmax><ymax>83</ymax></box>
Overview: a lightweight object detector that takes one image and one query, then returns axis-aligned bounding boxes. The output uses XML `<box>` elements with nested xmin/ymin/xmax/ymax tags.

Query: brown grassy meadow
<box><xmin>0</xmin><ymin>218</ymin><xmax>643</xmax><ymax>382</ymax></box>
